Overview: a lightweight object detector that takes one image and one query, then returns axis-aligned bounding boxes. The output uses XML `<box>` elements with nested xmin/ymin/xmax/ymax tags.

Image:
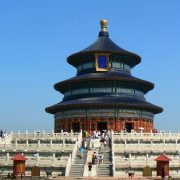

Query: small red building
<box><xmin>155</xmin><ymin>154</ymin><xmax>171</xmax><ymax>178</ymax></box>
<box><xmin>11</xmin><ymin>153</ymin><xmax>27</xmax><ymax>177</ymax></box>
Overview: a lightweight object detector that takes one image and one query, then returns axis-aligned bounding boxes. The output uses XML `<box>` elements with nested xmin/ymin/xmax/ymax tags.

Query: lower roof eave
<box><xmin>45</xmin><ymin>103</ymin><xmax>163</xmax><ymax>115</ymax></box>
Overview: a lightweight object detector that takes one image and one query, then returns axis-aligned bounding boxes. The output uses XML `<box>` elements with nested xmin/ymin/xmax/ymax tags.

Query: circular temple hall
<box><xmin>45</xmin><ymin>20</ymin><xmax>163</xmax><ymax>133</ymax></box>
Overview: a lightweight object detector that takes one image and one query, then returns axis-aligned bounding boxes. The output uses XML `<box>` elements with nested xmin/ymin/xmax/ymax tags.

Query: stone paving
<box><xmin>47</xmin><ymin>177</ymin><xmax>169</xmax><ymax>180</ymax></box>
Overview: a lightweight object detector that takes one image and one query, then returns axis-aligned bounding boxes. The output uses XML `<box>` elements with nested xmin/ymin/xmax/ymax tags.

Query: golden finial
<box><xmin>100</xmin><ymin>19</ymin><xmax>108</xmax><ymax>32</ymax></box>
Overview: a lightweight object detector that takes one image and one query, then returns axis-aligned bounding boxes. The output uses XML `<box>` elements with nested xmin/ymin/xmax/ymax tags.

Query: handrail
<box><xmin>65</xmin><ymin>153</ymin><xmax>72</xmax><ymax>176</ymax></box>
<box><xmin>113</xmin><ymin>132</ymin><xmax>180</xmax><ymax>140</ymax></box>
<box><xmin>66</xmin><ymin>130</ymin><xmax>83</xmax><ymax>175</ymax></box>
<box><xmin>111</xmin><ymin>131</ymin><xmax>115</xmax><ymax>177</ymax></box>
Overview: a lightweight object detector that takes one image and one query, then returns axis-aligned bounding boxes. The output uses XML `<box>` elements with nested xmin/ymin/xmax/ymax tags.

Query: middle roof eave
<box><xmin>54</xmin><ymin>72</ymin><xmax>154</xmax><ymax>93</ymax></box>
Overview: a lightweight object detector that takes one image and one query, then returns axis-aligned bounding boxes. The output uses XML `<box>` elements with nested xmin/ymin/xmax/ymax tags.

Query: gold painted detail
<box><xmin>100</xmin><ymin>19</ymin><xmax>108</xmax><ymax>32</ymax></box>
<box><xmin>95</xmin><ymin>53</ymin><xmax>110</xmax><ymax>72</ymax></box>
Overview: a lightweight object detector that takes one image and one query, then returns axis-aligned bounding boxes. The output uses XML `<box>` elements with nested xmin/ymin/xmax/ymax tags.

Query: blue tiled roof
<box><xmin>45</xmin><ymin>96</ymin><xmax>163</xmax><ymax>114</ymax></box>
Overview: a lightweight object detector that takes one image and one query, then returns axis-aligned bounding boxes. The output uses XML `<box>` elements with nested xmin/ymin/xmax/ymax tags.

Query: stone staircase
<box><xmin>97</xmin><ymin>138</ymin><xmax>113</xmax><ymax>176</ymax></box>
<box><xmin>69</xmin><ymin>150</ymin><xmax>87</xmax><ymax>176</ymax></box>
<box><xmin>97</xmin><ymin>164</ymin><xmax>113</xmax><ymax>176</ymax></box>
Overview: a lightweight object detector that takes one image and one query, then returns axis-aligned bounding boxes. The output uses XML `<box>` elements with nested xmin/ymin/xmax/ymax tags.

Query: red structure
<box><xmin>155</xmin><ymin>154</ymin><xmax>171</xmax><ymax>178</ymax></box>
<box><xmin>11</xmin><ymin>153</ymin><xmax>27</xmax><ymax>177</ymax></box>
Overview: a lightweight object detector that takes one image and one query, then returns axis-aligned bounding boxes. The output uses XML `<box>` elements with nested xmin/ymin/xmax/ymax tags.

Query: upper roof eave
<box><xmin>67</xmin><ymin>50</ymin><xmax>141</xmax><ymax>67</ymax></box>
<box><xmin>67</xmin><ymin>35</ymin><xmax>141</xmax><ymax>67</ymax></box>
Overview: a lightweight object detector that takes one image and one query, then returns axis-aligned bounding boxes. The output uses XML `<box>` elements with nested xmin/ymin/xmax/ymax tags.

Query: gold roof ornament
<box><xmin>100</xmin><ymin>19</ymin><xmax>108</xmax><ymax>32</ymax></box>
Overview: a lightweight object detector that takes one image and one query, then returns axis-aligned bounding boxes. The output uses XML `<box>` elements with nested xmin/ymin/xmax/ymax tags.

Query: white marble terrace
<box><xmin>0</xmin><ymin>130</ymin><xmax>82</xmax><ymax>177</ymax></box>
<box><xmin>1</xmin><ymin>130</ymin><xmax>180</xmax><ymax>178</ymax></box>
<box><xmin>111</xmin><ymin>130</ymin><xmax>180</xmax><ymax>178</ymax></box>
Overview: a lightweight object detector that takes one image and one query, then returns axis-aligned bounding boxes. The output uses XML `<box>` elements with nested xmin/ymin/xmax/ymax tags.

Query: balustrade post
<box><xmin>163</xmin><ymin>140</ymin><xmax>165</xmax><ymax>152</ymax></box>
<box><xmin>62</xmin><ymin>139</ymin><xmax>65</xmax><ymax>147</ymax></box>
<box><xmin>175</xmin><ymin>139</ymin><xmax>178</xmax><ymax>151</ymax></box>
<box><xmin>61</xmin><ymin>130</ymin><xmax>63</xmax><ymax>138</ymax></box>
<box><xmin>130</xmin><ymin>131</ymin><xmax>133</xmax><ymax>139</ymax></box>
<box><xmin>25</xmin><ymin>140</ymin><xmax>28</xmax><ymax>151</ymax></box>
<box><xmin>14</xmin><ymin>140</ymin><xmax>17</xmax><ymax>151</ymax></box>
<box><xmin>129</xmin><ymin>153</ymin><xmax>131</xmax><ymax>167</ymax></box>
<box><xmin>168</xmin><ymin>130</ymin><xmax>171</xmax><ymax>138</ymax></box>
<box><xmin>6</xmin><ymin>153</ymin><xmax>9</xmax><ymax>165</ymax></box>
<box><xmin>37</xmin><ymin>140</ymin><xmax>40</xmax><ymax>151</ymax></box>
<box><xmin>150</xmin><ymin>130</ymin><xmax>153</xmax><ymax>139</ymax></box>
<box><xmin>70</xmin><ymin>129</ymin><xmax>73</xmax><ymax>137</ymax></box>
<box><xmin>36</xmin><ymin>153</ymin><xmax>39</xmax><ymax>166</ymax></box>
<box><xmin>42</xmin><ymin>130</ymin><xmax>45</xmax><ymax>138</ymax></box>
<box><xmin>17</xmin><ymin>130</ymin><xmax>20</xmax><ymax>138</ymax></box>
<box><xmin>124</xmin><ymin>139</ymin><xmax>127</xmax><ymax>152</ymax></box>
<box><xmin>137</xmin><ymin>139</ymin><xmax>140</xmax><ymax>152</ymax></box>
<box><xmin>49</xmin><ymin>140</ymin><xmax>52</xmax><ymax>151</ymax></box>
<box><xmin>160</xmin><ymin>130</ymin><xmax>163</xmax><ymax>139</ymax></box>
<box><xmin>52</xmin><ymin>153</ymin><xmax>55</xmax><ymax>165</ymax></box>
<box><xmin>150</xmin><ymin>140</ymin><xmax>153</xmax><ymax>152</ymax></box>
<box><xmin>51</xmin><ymin>129</ymin><xmax>54</xmax><ymax>138</ymax></box>
<box><xmin>146</xmin><ymin>153</ymin><xmax>149</xmax><ymax>165</ymax></box>
<box><xmin>33</xmin><ymin>130</ymin><xmax>36</xmax><ymax>138</ymax></box>
<box><xmin>120</xmin><ymin>130</ymin><xmax>123</xmax><ymax>138</ymax></box>
<box><xmin>25</xmin><ymin>130</ymin><xmax>28</xmax><ymax>138</ymax></box>
<box><xmin>65</xmin><ymin>153</ymin><xmax>72</xmax><ymax>176</ymax></box>
<box><xmin>3</xmin><ymin>142</ymin><xmax>6</xmax><ymax>151</ymax></box>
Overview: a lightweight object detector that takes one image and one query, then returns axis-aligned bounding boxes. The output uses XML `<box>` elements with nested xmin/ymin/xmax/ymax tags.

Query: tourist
<box><xmin>83</xmin><ymin>140</ymin><xmax>87</xmax><ymax>149</ymax></box>
<box><xmin>92</xmin><ymin>153</ymin><xmax>95</xmax><ymax>165</ymax></box>
<box><xmin>100</xmin><ymin>138</ymin><xmax>104</xmax><ymax>149</ymax></box>
<box><xmin>94</xmin><ymin>152</ymin><xmax>98</xmax><ymax>165</ymax></box>
<box><xmin>92</xmin><ymin>152</ymin><xmax>98</xmax><ymax>165</ymax></box>
<box><xmin>93</xmin><ymin>131</ymin><xmax>96</xmax><ymax>139</ymax></box>
<box><xmin>79</xmin><ymin>146</ymin><xmax>85</xmax><ymax>158</ymax></box>
<box><xmin>88</xmin><ymin>162</ymin><xmax>92</xmax><ymax>176</ymax></box>
<box><xmin>0</xmin><ymin>129</ymin><xmax>3</xmax><ymax>138</ymax></box>
<box><xmin>98</xmin><ymin>153</ymin><xmax>104</xmax><ymax>164</ymax></box>
<box><xmin>97</xmin><ymin>131</ymin><xmax>101</xmax><ymax>138</ymax></box>
<box><xmin>83</xmin><ymin>130</ymin><xmax>86</xmax><ymax>138</ymax></box>
<box><xmin>90</xmin><ymin>138</ymin><xmax>94</xmax><ymax>150</ymax></box>
<box><xmin>104</xmin><ymin>138</ymin><xmax>107</xmax><ymax>147</ymax></box>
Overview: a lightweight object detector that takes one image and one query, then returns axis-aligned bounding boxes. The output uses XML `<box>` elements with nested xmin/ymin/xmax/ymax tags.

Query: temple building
<box><xmin>45</xmin><ymin>19</ymin><xmax>163</xmax><ymax>133</ymax></box>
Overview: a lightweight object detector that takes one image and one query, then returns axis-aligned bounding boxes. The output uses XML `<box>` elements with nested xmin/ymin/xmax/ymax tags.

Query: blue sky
<box><xmin>0</xmin><ymin>1</ymin><xmax>180</xmax><ymax>132</ymax></box>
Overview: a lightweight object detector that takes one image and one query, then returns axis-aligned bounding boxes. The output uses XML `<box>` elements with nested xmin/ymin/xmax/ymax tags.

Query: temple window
<box><xmin>64</xmin><ymin>87</ymin><xmax>145</xmax><ymax>100</ymax></box>
<box><xmin>94</xmin><ymin>53</ymin><xmax>110</xmax><ymax>71</ymax></box>
<box><xmin>82</xmin><ymin>62</ymin><xmax>94</xmax><ymax>69</ymax></box>
<box><xmin>77</xmin><ymin>61</ymin><xmax>131</xmax><ymax>73</ymax></box>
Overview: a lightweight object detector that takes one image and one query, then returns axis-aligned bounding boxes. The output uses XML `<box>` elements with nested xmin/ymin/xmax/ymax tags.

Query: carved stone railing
<box><xmin>113</xmin><ymin>131</ymin><xmax>180</xmax><ymax>141</ymax></box>
<box><xmin>0</xmin><ymin>133</ymin><xmax>12</xmax><ymax>145</ymax></box>
<box><xmin>65</xmin><ymin>130</ymin><xmax>83</xmax><ymax>175</ymax></box>
<box><xmin>111</xmin><ymin>131</ymin><xmax>116</xmax><ymax>177</ymax></box>
<box><xmin>11</xmin><ymin>130</ymin><xmax>79</xmax><ymax>141</ymax></box>
<box><xmin>65</xmin><ymin>153</ymin><xmax>72</xmax><ymax>176</ymax></box>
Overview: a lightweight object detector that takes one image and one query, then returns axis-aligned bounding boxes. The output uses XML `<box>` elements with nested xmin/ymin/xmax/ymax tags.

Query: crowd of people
<box><xmin>79</xmin><ymin>130</ymin><xmax>111</xmax><ymax>176</ymax></box>
<box><xmin>91</xmin><ymin>152</ymin><xmax>104</xmax><ymax>165</ymax></box>
<box><xmin>81</xmin><ymin>130</ymin><xmax>111</xmax><ymax>151</ymax></box>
